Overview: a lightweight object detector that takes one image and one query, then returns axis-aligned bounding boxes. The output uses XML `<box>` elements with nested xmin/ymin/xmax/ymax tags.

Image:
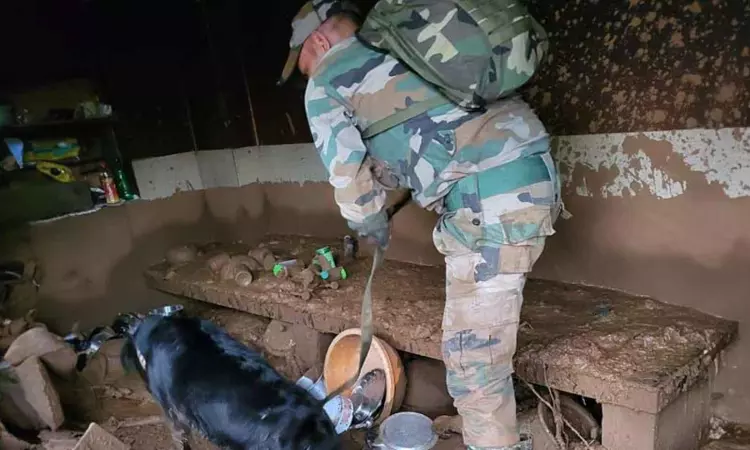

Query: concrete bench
<box><xmin>144</xmin><ymin>235</ymin><xmax>738</xmax><ymax>450</ymax></box>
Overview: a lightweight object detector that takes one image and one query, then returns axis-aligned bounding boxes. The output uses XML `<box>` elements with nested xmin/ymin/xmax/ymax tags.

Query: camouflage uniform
<box><xmin>280</xmin><ymin>2</ymin><xmax>563</xmax><ymax>448</ymax></box>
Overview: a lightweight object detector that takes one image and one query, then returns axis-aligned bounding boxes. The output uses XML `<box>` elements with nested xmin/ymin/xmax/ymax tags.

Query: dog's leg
<box><xmin>165</xmin><ymin>409</ymin><xmax>192</xmax><ymax>450</ymax></box>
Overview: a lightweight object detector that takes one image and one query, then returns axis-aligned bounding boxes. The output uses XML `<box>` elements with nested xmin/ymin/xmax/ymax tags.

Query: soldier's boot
<box><xmin>434</xmin><ymin>415</ymin><xmax>533</xmax><ymax>450</ymax></box>
<box><xmin>465</xmin><ymin>434</ymin><xmax>533</xmax><ymax>449</ymax></box>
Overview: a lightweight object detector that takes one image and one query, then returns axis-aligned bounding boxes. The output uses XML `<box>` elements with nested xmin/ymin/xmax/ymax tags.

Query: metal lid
<box><xmin>380</xmin><ymin>412</ymin><xmax>438</xmax><ymax>450</ymax></box>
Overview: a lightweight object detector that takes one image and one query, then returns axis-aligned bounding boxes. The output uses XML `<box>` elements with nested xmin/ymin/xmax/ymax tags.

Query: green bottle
<box><xmin>314</xmin><ymin>247</ymin><xmax>336</xmax><ymax>268</ymax></box>
<box><xmin>112</xmin><ymin>158</ymin><xmax>137</xmax><ymax>201</ymax></box>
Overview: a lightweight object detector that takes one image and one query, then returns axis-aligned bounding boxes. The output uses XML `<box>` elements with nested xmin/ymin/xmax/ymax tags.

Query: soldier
<box><xmin>278</xmin><ymin>1</ymin><xmax>565</xmax><ymax>449</ymax></box>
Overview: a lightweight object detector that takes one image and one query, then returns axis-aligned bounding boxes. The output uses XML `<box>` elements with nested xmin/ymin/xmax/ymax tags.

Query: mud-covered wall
<box><xmin>525</xmin><ymin>0</ymin><xmax>749</xmax><ymax>134</ymax></box>
<box><xmin>0</xmin><ymin>187</ymin><xmax>267</xmax><ymax>332</ymax></box>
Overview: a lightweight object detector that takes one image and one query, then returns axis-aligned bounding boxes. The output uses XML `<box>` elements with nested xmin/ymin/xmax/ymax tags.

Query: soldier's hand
<box><xmin>359</xmin><ymin>226</ymin><xmax>390</xmax><ymax>250</ymax></box>
<box><xmin>348</xmin><ymin>211</ymin><xmax>391</xmax><ymax>250</ymax></box>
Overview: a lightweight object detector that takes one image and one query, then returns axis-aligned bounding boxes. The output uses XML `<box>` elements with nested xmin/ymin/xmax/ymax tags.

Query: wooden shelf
<box><xmin>0</xmin><ymin>117</ymin><xmax>116</xmax><ymax>138</ymax></box>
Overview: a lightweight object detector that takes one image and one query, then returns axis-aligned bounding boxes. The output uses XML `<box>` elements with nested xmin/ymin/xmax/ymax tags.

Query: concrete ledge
<box><xmin>602</xmin><ymin>373</ymin><xmax>713</xmax><ymax>450</ymax></box>
<box><xmin>144</xmin><ymin>235</ymin><xmax>737</xmax><ymax>417</ymax></box>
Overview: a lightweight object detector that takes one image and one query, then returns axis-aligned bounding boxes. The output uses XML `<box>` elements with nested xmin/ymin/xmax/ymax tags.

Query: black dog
<box><xmin>120</xmin><ymin>314</ymin><xmax>340</xmax><ymax>450</ymax></box>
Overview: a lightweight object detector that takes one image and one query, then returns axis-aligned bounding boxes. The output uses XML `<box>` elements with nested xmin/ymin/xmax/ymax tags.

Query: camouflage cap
<box><xmin>277</xmin><ymin>0</ymin><xmax>360</xmax><ymax>86</ymax></box>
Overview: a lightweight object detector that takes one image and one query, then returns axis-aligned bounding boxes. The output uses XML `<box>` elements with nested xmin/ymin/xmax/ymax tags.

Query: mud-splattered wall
<box><xmin>252</xmin><ymin>0</ymin><xmax>750</xmax><ymax>142</ymax></box>
<box><xmin>524</xmin><ymin>0</ymin><xmax>749</xmax><ymax>134</ymax></box>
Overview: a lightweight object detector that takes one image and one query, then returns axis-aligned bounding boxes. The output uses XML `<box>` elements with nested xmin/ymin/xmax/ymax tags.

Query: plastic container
<box><xmin>295</xmin><ymin>370</ymin><xmax>353</xmax><ymax>435</ymax></box>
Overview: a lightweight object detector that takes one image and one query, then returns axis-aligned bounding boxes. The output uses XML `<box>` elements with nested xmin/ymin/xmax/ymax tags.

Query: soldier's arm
<box><xmin>305</xmin><ymin>84</ymin><xmax>389</xmax><ymax>244</ymax></box>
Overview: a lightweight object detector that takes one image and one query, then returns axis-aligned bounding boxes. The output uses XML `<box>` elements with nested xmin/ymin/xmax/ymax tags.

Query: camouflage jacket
<box><xmin>304</xmin><ymin>36</ymin><xmax>551</xmax><ymax>235</ymax></box>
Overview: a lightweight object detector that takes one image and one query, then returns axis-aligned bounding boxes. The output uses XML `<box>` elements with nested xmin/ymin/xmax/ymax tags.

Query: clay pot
<box><xmin>248</xmin><ymin>248</ymin><xmax>277</xmax><ymax>271</ymax></box>
<box><xmin>206</xmin><ymin>252</ymin><xmax>231</xmax><ymax>273</ymax></box>
<box><xmin>219</xmin><ymin>260</ymin><xmax>254</xmax><ymax>287</ymax></box>
<box><xmin>165</xmin><ymin>244</ymin><xmax>198</xmax><ymax>265</ymax></box>
<box><xmin>235</xmin><ymin>271</ymin><xmax>254</xmax><ymax>287</ymax></box>
<box><xmin>231</xmin><ymin>255</ymin><xmax>263</xmax><ymax>272</ymax></box>
<box><xmin>324</xmin><ymin>328</ymin><xmax>406</xmax><ymax>424</ymax></box>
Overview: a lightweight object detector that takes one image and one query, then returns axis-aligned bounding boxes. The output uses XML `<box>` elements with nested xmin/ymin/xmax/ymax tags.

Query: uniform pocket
<box><xmin>488</xmin><ymin>204</ymin><xmax>555</xmax><ymax>273</ymax></box>
<box><xmin>494</xmin><ymin>204</ymin><xmax>555</xmax><ymax>246</ymax></box>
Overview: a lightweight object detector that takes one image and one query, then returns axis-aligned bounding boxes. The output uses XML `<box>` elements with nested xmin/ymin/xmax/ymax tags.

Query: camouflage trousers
<box><xmin>432</xmin><ymin>153</ymin><xmax>561</xmax><ymax>449</ymax></box>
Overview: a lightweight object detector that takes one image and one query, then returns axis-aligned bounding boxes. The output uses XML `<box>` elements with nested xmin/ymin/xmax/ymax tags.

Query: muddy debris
<box><xmin>72</xmin><ymin>422</ymin><xmax>129</xmax><ymax>450</ymax></box>
<box><xmin>5</xmin><ymin>327</ymin><xmax>77</xmax><ymax>379</ymax></box>
<box><xmin>100</xmin><ymin>385</ymin><xmax>138</xmax><ymax>400</ymax></box>
<box><xmin>205</xmin><ymin>252</ymin><xmax>231</xmax><ymax>273</ymax></box>
<box><xmin>248</xmin><ymin>247</ymin><xmax>277</xmax><ymax>271</ymax></box>
<box><xmin>164</xmin><ymin>244</ymin><xmax>198</xmax><ymax>266</ymax></box>
<box><xmin>0</xmin><ymin>310</ymin><xmax>42</xmax><ymax>351</ymax></box>
<box><xmin>231</xmin><ymin>254</ymin><xmax>263</xmax><ymax>272</ymax></box>
<box><xmin>38</xmin><ymin>429</ymin><xmax>84</xmax><ymax>450</ymax></box>
<box><xmin>0</xmin><ymin>420</ymin><xmax>32</xmax><ymax>449</ymax></box>
<box><xmin>263</xmin><ymin>321</ymin><xmax>296</xmax><ymax>358</ymax></box>
<box><xmin>16</xmin><ymin>356</ymin><xmax>65</xmax><ymax>430</ymax></box>
<box><xmin>219</xmin><ymin>259</ymin><xmax>255</xmax><ymax>287</ymax></box>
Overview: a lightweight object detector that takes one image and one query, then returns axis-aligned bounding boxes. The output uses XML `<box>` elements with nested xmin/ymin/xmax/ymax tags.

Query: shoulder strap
<box><xmin>360</xmin><ymin>95</ymin><xmax>450</xmax><ymax>140</ymax></box>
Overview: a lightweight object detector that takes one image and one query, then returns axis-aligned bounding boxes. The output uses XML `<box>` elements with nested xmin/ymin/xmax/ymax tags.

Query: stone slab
<box><xmin>73</xmin><ymin>423</ymin><xmax>129</xmax><ymax>450</ymax></box>
<box><xmin>16</xmin><ymin>356</ymin><xmax>65</xmax><ymax>430</ymax></box>
<box><xmin>144</xmin><ymin>235</ymin><xmax>738</xmax><ymax>414</ymax></box>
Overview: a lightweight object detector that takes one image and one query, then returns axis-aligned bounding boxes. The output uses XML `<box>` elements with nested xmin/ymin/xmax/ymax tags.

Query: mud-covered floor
<box><xmin>3</xmin><ymin>294</ymin><xmax>744</xmax><ymax>450</ymax></box>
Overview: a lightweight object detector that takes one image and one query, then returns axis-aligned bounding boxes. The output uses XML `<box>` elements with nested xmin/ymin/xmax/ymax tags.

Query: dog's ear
<box><xmin>120</xmin><ymin>338</ymin><xmax>140</xmax><ymax>375</ymax></box>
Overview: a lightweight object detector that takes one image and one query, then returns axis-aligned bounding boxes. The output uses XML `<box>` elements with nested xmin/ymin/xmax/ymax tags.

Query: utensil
<box><xmin>368</xmin><ymin>412</ymin><xmax>438</xmax><ymax>450</ymax></box>
<box><xmin>350</xmin><ymin>368</ymin><xmax>386</xmax><ymax>427</ymax></box>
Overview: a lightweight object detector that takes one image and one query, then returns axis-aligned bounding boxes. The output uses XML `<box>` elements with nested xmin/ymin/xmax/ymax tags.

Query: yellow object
<box><xmin>25</xmin><ymin>138</ymin><xmax>81</xmax><ymax>162</ymax></box>
<box><xmin>36</xmin><ymin>161</ymin><xmax>76</xmax><ymax>183</ymax></box>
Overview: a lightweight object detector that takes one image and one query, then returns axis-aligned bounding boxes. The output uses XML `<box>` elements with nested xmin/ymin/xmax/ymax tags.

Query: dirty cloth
<box><xmin>303</xmin><ymin>34</ymin><xmax>562</xmax><ymax>448</ymax></box>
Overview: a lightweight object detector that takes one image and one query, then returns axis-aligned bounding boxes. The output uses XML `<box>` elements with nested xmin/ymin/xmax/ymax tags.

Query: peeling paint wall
<box><xmin>555</xmin><ymin>127</ymin><xmax>750</xmax><ymax>199</ymax></box>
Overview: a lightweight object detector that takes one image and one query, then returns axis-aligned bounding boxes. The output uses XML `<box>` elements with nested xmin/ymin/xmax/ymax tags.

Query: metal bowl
<box><xmin>350</xmin><ymin>368</ymin><xmax>387</xmax><ymax>427</ymax></box>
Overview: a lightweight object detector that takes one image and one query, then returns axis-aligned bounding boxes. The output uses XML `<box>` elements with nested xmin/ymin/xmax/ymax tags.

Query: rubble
<box><xmin>39</xmin><ymin>429</ymin><xmax>83</xmax><ymax>450</ymax></box>
<box><xmin>289</xmin><ymin>323</ymin><xmax>333</xmax><ymax>373</ymax></box>
<box><xmin>0</xmin><ymin>420</ymin><xmax>32</xmax><ymax>449</ymax></box>
<box><xmin>164</xmin><ymin>244</ymin><xmax>198</xmax><ymax>266</ymax></box>
<box><xmin>0</xmin><ymin>365</ymin><xmax>47</xmax><ymax>430</ymax></box>
<box><xmin>248</xmin><ymin>247</ymin><xmax>277</xmax><ymax>271</ymax></box>
<box><xmin>16</xmin><ymin>356</ymin><xmax>65</xmax><ymax>431</ymax></box>
<box><xmin>5</xmin><ymin>327</ymin><xmax>77</xmax><ymax>379</ymax></box>
<box><xmin>79</xmin><ymin>339</ymin><xmax>126</xmax><ymax>386</ymax></box>
<box><xmin>0</xmin><ymin>310</ymin><xmax>40</xmax><ymax>351</ymax></box>
<box><xmin>72</xmin><ymin>423</ymin><xmax>129</xmax><ymax>450</ymax></box>
<box><xmin>206</xmin><ymin>252</ymin><xmax>231</xmax><ymax>273</ymax></box>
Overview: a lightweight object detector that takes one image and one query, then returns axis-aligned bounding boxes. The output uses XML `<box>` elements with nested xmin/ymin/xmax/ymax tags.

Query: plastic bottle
<box><xmin>112</xmin><ymin>158</ymin><xmax>137</xmax><ymax>200</ymax></box>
